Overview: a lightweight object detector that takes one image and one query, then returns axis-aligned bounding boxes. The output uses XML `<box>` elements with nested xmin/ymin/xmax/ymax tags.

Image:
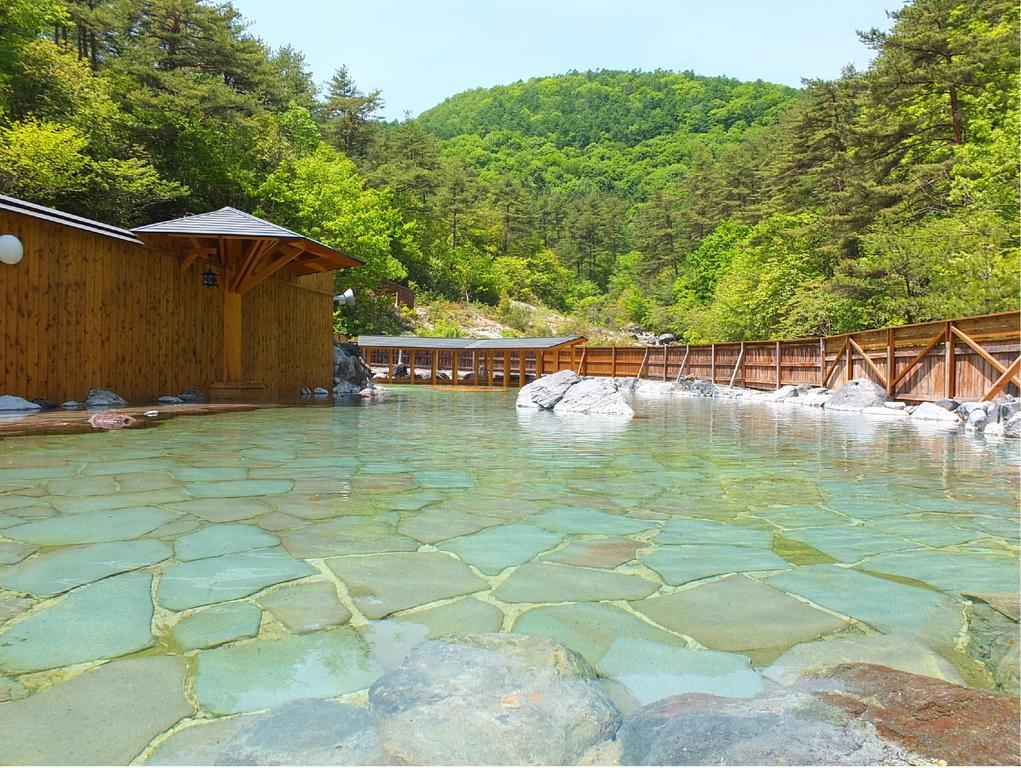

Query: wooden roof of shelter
<box><xmin>133</xmin><ymin>207</ymin><xmax>361</xmax><ymax>278</ymax></box>
<box><xmin>0</xmin><ymin>194</ymin><xmax>143</xmax><ymax>244</ymax></box>
<box><xmin>358</xmin><ymin>335</ymin><xmax>587</xmax><ymax>350</ymax></box>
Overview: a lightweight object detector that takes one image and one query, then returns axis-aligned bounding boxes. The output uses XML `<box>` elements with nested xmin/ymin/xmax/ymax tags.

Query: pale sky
<box><xmin>231</xmin><ymin>0</ymin><xmax>902</xmax><ymax>120</ymax></box>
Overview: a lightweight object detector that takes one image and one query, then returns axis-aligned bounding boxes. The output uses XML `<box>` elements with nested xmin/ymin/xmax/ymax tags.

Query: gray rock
<box><xmin>0</xmin><ymin>395</ymin><xmax>41</xmax><ymax>412</ymax></box>
<box><xmin>313</xmin><ymin>387</ymin><xmax>330</xmax><ymax>396</ymax></box>
<box><xmin>336</xmin><ymin>343</ymin><xmax>375</xmax><ymax>391</ymax></box>
<box><xmin>997</xmin><ymin>399</ymin><xmax>1019</xmax><ymax>423</ymax></box>
<box><xmin>60</xmin><ymin>400</ymin><xmax>81</xmax><ymax>409</ymax></box>
<box><xmin>553</xmin><ymin>378</ymin><xmax>634</xmax><ymax>417</ymax></box>
<box><xmin>933</xmin><ymin>398</ymin><xmax>959</xmax><ymax>411</ymax></box>
<box><xmin>157</xmin><ymin>396</ymin><xmax>184</xmax><ymax>404</ymax></box>
<box><xmin>85</xmin><ymin>387</ymin><xmax>127</xmax><ymax>407</ymax></box>
<box><xmin>516</xmin><ymin>369</ymin><xmax>582</xmax><ymax>410</ymax></box>
<box><xmin>176</xmin><ymin>387</ymin><xmax>207</xmax><ymax>403</ymax></box>
<box><xmin>965</xmin><ymin>408</ymin><xmax>989</xmax><ymax>433</ymax></box>
<box><xmin>334</xmin><ymin>380</ymin><xmax>363</xmax><ymax>397</ymax></box>
<box><xmin>616</xmin><ymin>688</ymin><xmax>912</xmax><ymax>766</ymax></box>
<box><xmin>146</xmin><ymin>699</ymin><xmax>380</xmax><ymax>766</ymax></box>
<box><xmin>656</xmin><ymin>333</ymin><xmax>676</xmax><ymax>345</ymax></box>
<box><xmin>767</xmin><ymin>385</ymin><xmax>798</xmax><ymax>401</ymax></box>
<box><xmin>29</xmin><ymin>398</ymin><xmax>55</xmax><ymax>410</ymax></box>
<box><xmin>0</xmin><ymin>656</ymin><xmax>193</xmax><ymax>765</ymax></box>
<box><xmin>368</xmin><ymin>634</ymin><xmax>621</xmax><ymax>765</ymax></box>
<box><xmin>911</xmin><ymin>401</ymin><xmax>962</xmax><ymax>425</ymax></box>
<box><xmin>1005</xmin><ymin>413</ymin><xmax>1020</xmax><ymax>439</ymax></box>
<box><xmin>675</xmin><ymin>376</ymin><xmax>719</xmax><ymax>397</ymax></box>
<box><xmin>826</xmin><ymin>379</ymin><xmax>887</xmax><ymax>411</ymax></box>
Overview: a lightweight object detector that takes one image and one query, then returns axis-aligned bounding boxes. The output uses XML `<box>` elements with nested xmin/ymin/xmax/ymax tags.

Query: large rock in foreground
<box><xmin>826</xmin><ymin>378</ymin><xmax>887</xmax><ymax>411</ymax></box>
<box><xmin>617</xmin><ymin>688</ymin><xmax>912</xmax><ymax>766</ymax></box>
<box><xmin>368</xmin><ymin>634</ymin><xmax>621</xmax><ymax>765</ymax></box>
<box><xmin>516</xmin><ymin>369</ymin><xmax>582</xmax><ymax>409</ymax></box>
<box><xmin>812</xmin><ymin>663</ymin><xmax>1020</xmax><ymax>766</ymax></box>
<box><xmin>553</xmin><ymin>378</ymin><xmax>634</xmax><ymax>417</ymax></box>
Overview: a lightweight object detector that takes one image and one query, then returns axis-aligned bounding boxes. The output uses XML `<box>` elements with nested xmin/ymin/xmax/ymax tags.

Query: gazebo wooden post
<box><xmin>452</xmin><ymin>351</ymin><xmax>459</xmax><ymax>386</ymax></box>
<box><xmin>387</xmin><ymin>349</ymin><xmax>394</xmax><ymax>382</ymax></box>
<box><xmin>222</xmin><ymin>291</ymin><xmax>243</xmax><ymax>382</ymax></box>
<box><xmin>518</xmin><ymin>350</ymin><xmax>526</xmax><ymax>386</ymax></box>
<box><xmin>487</xmin><ymin>351</ymin><xmax>495</xmax><ymax>386</ymax></box>
<box><xmin>408</xmin><ymin>349</ymin><xmax>415</xmax><ymax>384</ymax></box>
<box><xmin>431</xmin><ymin>349</ymin><xmax>438</xmax><ymax>384</ymax></box>
<box><xmin>503</xmin><ymin>351</ymin><xmax>511</xmax><ymax>387</ymax></box>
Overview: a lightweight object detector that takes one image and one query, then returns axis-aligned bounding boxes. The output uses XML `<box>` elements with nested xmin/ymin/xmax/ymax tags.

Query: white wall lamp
<box><xmin>0</xmin><ymin>234</ymin><xmax>23</xmax><ymax>265</ymax></box>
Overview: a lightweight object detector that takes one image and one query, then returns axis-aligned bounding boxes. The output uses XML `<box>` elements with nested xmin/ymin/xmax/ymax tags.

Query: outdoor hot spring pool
<box><xmin>0</xmin><ymin>387</ymin><xmax>1018</xmax><ymax>762</ymax></box>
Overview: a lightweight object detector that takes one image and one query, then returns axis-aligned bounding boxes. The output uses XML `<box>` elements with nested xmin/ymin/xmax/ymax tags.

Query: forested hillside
<box><xmin>1</xmin><ymin>0</ymin><xmax>1017</xmax><ymax>341</ymax></box>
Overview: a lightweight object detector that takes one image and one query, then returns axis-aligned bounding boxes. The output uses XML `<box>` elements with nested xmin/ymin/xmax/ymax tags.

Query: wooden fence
<box><xmin>548</xmin><ymin>312</ymin><xmax>1019</xmax><ymax>403</ymax></box>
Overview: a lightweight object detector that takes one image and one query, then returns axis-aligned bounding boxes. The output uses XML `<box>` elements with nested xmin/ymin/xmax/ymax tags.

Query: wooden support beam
<box><xmin>886</xmin><ymin>329</ymin><xmax>896</xmax><ymax>397</ymax></box>
<box><xmin>637</xmin><ymin>348</ymin><xmax>650</xmax><ymax>379</ymax></box>
<box><xmin>710</xmin><ymin>344</ymin><xmax>716</xmax><ymax>383</ymax></box>
<box><xmin>848</xmin><ymin>336</ymin><xmax>887</xmax><ymax>387</ymax></box>
<box><xmin>729</xmin><ymin>343</ymin><xmax>745</xmax><ymax>388</ymax></box>
<box><xmin>981</xmin><ymin>355</ymin><xmax>1021</xmax><ymax>402</ymax></box>
<box><xmin>452</xmin><ymin>351</ymin><xmax>458</xmax><ymax>386</ymax></box>
<box><xmin>232</xmin><ymin>239</ymin><xmax>278</xmax><ymax>292</ymax></box>
<box><xmin>535</xmin><ymin>349</ymin><xmax>543</xmax><ymax>378</ymax></box>
<box><xmin>610</xmin><ymin>346</ymin><xmax>617</xmax><ymax>378</ymax></box>
<box><xmin>431</xmin><ymin>349</ymin><xmax>437</xmax><ymax>385</ymax></box>
<box><xmin>571</xmin><ymin>345</ymin><xmax>578</xmax><ymax>372</ymax></box>
<box><xmin>504</xmin><ymin>351</ymin><xmax>510</xmax><ymax>387</ymax></box>
<box><xmin>821</xmin><ymin>338</ymin><xmax>851</xmax><ymax>387</ymax></box>
<box><xmin>674</xmin><ymin>345</ymin><xmax>690</xmax><ymax>383</ymax></box>
<box><xmin>890</xmin><ymin>331</ymin><xmax>946</xmax><ymax>389</ymax></box>
<box><xmin>518</xmin><ymin>350</ymin><xmax>526</xmax><ymax>386</ymax></box>
<box><xmin>222</xmin><ymin>292</ymin><xmax>242</xmax><ymax>382</ymax></box>
<box><xmin>819</xmin><ymin>338</ymin><xmax>826</xmax><ymax>386</ymax></box>
<box><xmin>408</xmin><ymin>349</ymin><xmax>415</xmax><ymax>384</ymax></box>
<box><xmin>845</xmin><ymin>336</ymin><xmax>853</xmax><ymax>382</ymax></box>
<box><xmin>387</xmin><ymin>348</ymin><xmax>393</xmax><ymax>383</ymax></box>
<box><xmin>179</xmin><ymin>248</ymin><xmax>214</xmax><ymax>272</ymax></box>
<box><xmin>662</xmin><ymin>346</ymin><xmax>668</xmax><ymax>381</ymax></box>
<box><xmin>951</xmin><ymin>325</ymin><xmax>1020</xmax><ymax>385</ymax></box>
<box><xmin>578</xmin><ymin>348</ymin><xmax>587</xmax><ymax>376</ymax></box>
<box><xmin>237</xmin><ymin>245</ymin><xmax>303</xmax><ymax>294</ymax></box>
<box><xmin>488</xmin><ymin>350</ymin><xmax>495</xmax><ymax>386</ymax></box>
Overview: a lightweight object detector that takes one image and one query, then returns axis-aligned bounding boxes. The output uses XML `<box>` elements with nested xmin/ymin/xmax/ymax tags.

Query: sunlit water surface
<box><xmin>0</xmin><ymin>387</ymin><xmax>1018</xmax><ymax>754</ymax></box>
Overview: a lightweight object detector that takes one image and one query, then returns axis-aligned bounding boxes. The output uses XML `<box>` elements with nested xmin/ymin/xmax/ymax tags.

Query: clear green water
<box><xmin>0</xmin><ymin>388</ymin><xmax>1018</xmax><ymax>752</ymax></box>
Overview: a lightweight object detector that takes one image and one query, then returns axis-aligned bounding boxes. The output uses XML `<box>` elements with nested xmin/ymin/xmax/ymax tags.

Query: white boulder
<box><xmin>515</xmin><ymin>370</ymin><xmax>582</xmax><ymax>410</ymax></box>
<box><xmin>911</xmin><ymin>401</ymin><xmax>963</xmax><ymax>425</ymax></box>
<box><xmin>553</xmin><ymin>378</ymin><xmax>634</xmax><ymax>417</ymax></box>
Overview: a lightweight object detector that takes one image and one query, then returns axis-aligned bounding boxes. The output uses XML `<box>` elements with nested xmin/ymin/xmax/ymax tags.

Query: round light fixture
<box><xmin>0</xmin><ymin>234</ymin><xmax>24</xmax><ymax>265</ymax></box>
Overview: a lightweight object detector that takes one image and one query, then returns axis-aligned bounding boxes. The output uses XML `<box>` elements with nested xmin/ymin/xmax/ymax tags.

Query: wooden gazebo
<box><xmin>134</xmin><ymin>208</ymin><xmax>360</xmax><ymax>400</ymax></box>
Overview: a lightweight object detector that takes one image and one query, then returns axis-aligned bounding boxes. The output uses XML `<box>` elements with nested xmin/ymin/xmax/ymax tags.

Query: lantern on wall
<box><xmin>334</xmin><ymin>288</ymin><xmax>355</xmax><ymax>307</ymax></box>
<box><xmin>0</xmin><ymin>234</ymin><xmax>23</xmax><ymax>265</ymax></box>
<box><xmin>202</xmin><ymin>268</ymin><xmax>218</xmax><ymax>287</ymax></box>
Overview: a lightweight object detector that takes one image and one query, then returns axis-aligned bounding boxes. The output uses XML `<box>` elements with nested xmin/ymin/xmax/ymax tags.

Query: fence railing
<box><xmin>544</xmin><ymin>311</ymin><xmax>1020</xmax><ymax>403</ymax></box>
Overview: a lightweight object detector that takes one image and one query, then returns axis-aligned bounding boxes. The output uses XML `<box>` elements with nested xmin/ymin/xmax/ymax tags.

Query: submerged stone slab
<box><xmin>0</xmin><ymin>572</ymin><xmax>155</xmax><ymax>673</ymax></box>
<box><xmin>165</xmin><ymin>497</ymin><xmax>275</xmax><ymax>523</ymax></box>
<box><xmin>170</xmin><ymin>602</ymin><xmax>263</xmax><ymax>650</ymax></box>
<box><xmin>761</xmin><ymin>504</ymin><xmax>850</xmax><ymax>530</ymax></box>
<box><xmin>259</xmin><ymin>581</ymin><xmax>351</xmax><ymax>633</ymax></box>
<box><xmin>279</xmin><ymin>517</ymin><xmax>418</xmax><ymax>559</ymax></box>
<box><xmin>391</xmin><ymin>598</ymin><xmax>503</xmax><ymax>638</ymax></box>
<box><xmin>48</xmin><ymin>488</ymin><xmax>189</xmax><ymax>514</ymax></box>
<box><xmin>0</xmin><ymin>541</ymin><xmax>37</xmax><ymax>566</ymax></box>
<box><xmin>0</xmin><ymin>539</ymin><xmax>171</xmax><ymax>596</ymax></box>
<box><xmin>655</xmin><ymin>518</ymin><xmax>774</xmax><ymax>547</ymax></box>
<box><xmin>765</xmin><ymin>633</ymin><xmax>964</xmax><ymax>686</ymax></box>
<box><xmin>185</xmin><ymin>479</ymin><xmax>294</xmax><ymax>498</ymax></box>
<box><xmin>630</xmin><ymin>575</ymin><xmax>848</xmax><ymax>656</ymax></box>
<box><xmin>0</xmin><ymin>595</ymin><xmax>32</xmax><ymax>626</ymax></box>
<box><xmin>46</xmin><ymin>475</ymin><xmax>119</xmax><ymax>496</ymax></box>
<box><xmin>145</xmin><ymin>698</ymin><xmax>381</xmax><ymax>766</ymax></box>
<box><xmin>437</xmin><ymin>523</ymin><xmax>563</xmax><ymax>575</ymax></box>
<box><xmin>194</xmin><ymin>629</ymin><xmax>383</xmax><ymax>714</ymax></box>
<box><xmin>397</xmin><ymin>508</ymin><xmax>503</xmax><ymax>544</ymax></box>
<box><xmin>174</xmin><ymin>523</ymin><xmax>279</xmax><ymax>561</ymax></box>
<box><xmin>0</xmin><ymin>673</ymin><xmax>26</xmax><ymax>702</ymax></box>
<box><xmin>413</xmin><ymin>470</ymin><xmax>474</xmax><ymax>489</ymax></box>
<box><xmin>157</xmin><ymin>549</ymin><xmax>316</xmax><ymax>610</ymax></box>
<box><xmin>326</xmin><ymin>552</ymin><xmax>486</xmax><ymax>619</ymax></box>
<box><xmin>529</xmin><ymin>506</ymin><xmax>653</xmax><ymax>535</ymax></box>
<box><xmin>597</xmin><ymin>638</ymin><xmax>763</xmax><ymax>705</ymax></box>
<box><xmin>862</xmin><ymin>550</ymin><xmax>1019</xmax><ymax>595</ymax></box>
<box><xmin>642</xmin><ymin>545</ymin><xmax>790</xmax><ymax>586</ymax></box>
<box><xmin>0</xmin><ymin>656</ymin><xmax>192</xmax><ymax>765</ymax></box>
<box><xmin>787</xmin><ymin>525</ymin><xmax>911</xmax><ymax>562</ymax></box>
<box><xmin>368</xmin><ymin>634</ymin><xmax>620</xmax><ymax>765</ymax></box>
<box><xmin>3</xmin><ymin>507</ymin><xmax>174</xmax><ymax>545</ymax></box>
<box><xmin>540</xmin><ymin>538</ymin><xmax>641</xmax><ymax>569</ymax></box>
<box><xmin>767</xmin><ymin>564</ymin><xmax>956</xmax><ymax>635</ymax></box>
<box><xmin>493</xmin><ymin>562</ymin><xmax>659</xmax><ymax>603</ymax></box>
<box><xmin>866</xmin><ymin>516</ymin><xmax>982</xmax><ymax>547</ymax></box>
<box><xmin>512</xmin><ymin>602</ymin><xmax>684</xmax><ymax>665</ymax></box>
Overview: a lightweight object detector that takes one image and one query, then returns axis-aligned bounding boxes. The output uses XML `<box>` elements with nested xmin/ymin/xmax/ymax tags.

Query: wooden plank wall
<box><xmin>0</xmin><ymin>211</ymin><xmax>334</xmax><ymax>403</ymax></box>
<box><xmin>564</xmin><ymin>312</ymin><xmax>1020</xmax><ymax>403</ymax></box>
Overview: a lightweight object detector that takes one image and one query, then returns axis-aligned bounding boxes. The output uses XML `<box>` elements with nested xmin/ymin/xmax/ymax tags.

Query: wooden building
<box><xmin>358</xmin><ymin>336</ymin><xmax>587</xmax><ymax>386</ymax></box>
<box><xmin>0</xmin><ymin>195</ymin><xmax>359</xmax><ymax>404</ymax></box>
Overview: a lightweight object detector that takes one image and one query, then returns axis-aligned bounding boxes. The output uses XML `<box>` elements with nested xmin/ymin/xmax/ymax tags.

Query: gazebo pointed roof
<box><xmin>132</xmin><ymin>207</ymin><xmax>362</xmax><ymax>272</ymax></box>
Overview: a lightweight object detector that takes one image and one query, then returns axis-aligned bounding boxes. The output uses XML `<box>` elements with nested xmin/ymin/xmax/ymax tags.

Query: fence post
<box><xmin>388</xmin><ymin>348</ymin><xmax>394</xmax><ymax>382</ymax></box>
<box><xmin>710</xmin><ymin>344</ymin><xmax>716</xmax><ymax>383</ymax></box>
<box><xmin>611</xmin><ymin>346</ymin><xmax>617</xmax><ymax>378</ymax></box>
<box><xmin>775</xmin><ymin>341</ymin><xmax>781</xmax><ymax>389</ymax></box>
<box><xmin>819</xmin><ymin>338</ymin><xmax>825</xmax><ymax>386</ymax></box>
<box><xmin>845</xmin><ymin>336</ymin><xmax>853</xmax><ymax>382</ymax></box>
<box><xmin>662</xmin><ymin>346</ymin><xmax>668</xmax><ymax>381</ymax></box>
<box><xmin>945</xmin><ymin>321</ymin><xmax>955</xmax><ymax>399</ymax></box>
